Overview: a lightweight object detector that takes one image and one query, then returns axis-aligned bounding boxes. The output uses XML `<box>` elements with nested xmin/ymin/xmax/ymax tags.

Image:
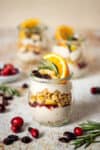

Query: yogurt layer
<box><xmin>30</xmin><ymin>78</ymin><xmax>72</xmax><ymax>94</ymax></box>
<box><xmin>17</xmin><ymin>51</ymin><xmax>41</xmax><ymax>62</ymax></box>
<box><xmin>32</xmin><ymin>105</ymin><xmax>71</xmax><ymax>126</ymax></box>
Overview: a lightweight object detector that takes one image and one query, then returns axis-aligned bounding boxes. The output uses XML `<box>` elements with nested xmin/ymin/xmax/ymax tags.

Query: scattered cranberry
<box><xmin>0</xmin><ymin>104</ymin><xmax>6</xmax><ymax>112</ymax></box>
<box><xmin>77</xmin><ymin>62</ymin><xmax>87</xmax><ymax>69</ymax></box>
<box><xmin>91</xmin><ymin>87</ymin><xmax>100</xmax><ymax>94</ymax></box>
<box><xmin>28</xmin><ymin>127</ymin><xmax>39</xmax><ymax>138</ymax></box>
<box><xmin>22</xmin><ymin>83</ymin><xmax>29</xmax><ymax>89</ymax></box>
<box><xmin>21</xmin><ymin>136</ymin><xmax>32</xmax><ymax>144</ymax></box>
<box><xmin>3</xmin><ymin>137</ymin><xmax>14</xmax><ymax>145</ymax></box>
<box><xmin>74</xmin><ymin>127</ymin><xmax>83</xmax><ymax>136</ymax></box>
<box><xmin>11</xmin><ymin>116</ymin><xmax>24</xmax><ymax>128</ymax></box>
<box><xmin>3</xmin><ymin>135</ymin><xmax>19</xmax><ymax>145</ymax></box>
<box><xmin>58</xmin><ymin>137</ymin><xmax>70</xmax><ymax>143</ymax></box>
<box><xmin>7</xmin><ymin>134</ymin><xmax>19</xmax><ymax>142</ymax></box>
<box><xmin>11</xmin><ymin>125</ymin><xmax>21</xmax><ymax>133</ymax></box>
<box><xmin>63</xmin><ymin>131</ymin><xmax>76</xmax><ymax>140</ymax></box>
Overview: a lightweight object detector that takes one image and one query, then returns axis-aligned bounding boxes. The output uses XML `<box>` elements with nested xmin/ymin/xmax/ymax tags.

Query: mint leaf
<box><xmin>38</xmin><ymin>60</ymin><xmax>58</xmax><ymax>75</ymax></box>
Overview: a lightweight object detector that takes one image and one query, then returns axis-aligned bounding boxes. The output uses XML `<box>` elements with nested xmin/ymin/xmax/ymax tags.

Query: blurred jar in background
<box><xmin>17</xmin><ymin>18</ymin><xmax>49</xmax><ymax>67</ymax></box>
<box><xmin>52</xmin><ymin>25</ymin><xmax>88</xmax><ymax>78</ymax></box>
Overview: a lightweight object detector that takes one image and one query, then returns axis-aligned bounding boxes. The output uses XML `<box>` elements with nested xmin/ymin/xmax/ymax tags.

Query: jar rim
<box><xmin>55</xmin><ymin>34</ymin><xmax>85</xmax><ymax>45</ymax></box>
<box><xmin>30</xmin><ymin>74</ymin><xmax>72</xmax><ymax>84</ymax></box>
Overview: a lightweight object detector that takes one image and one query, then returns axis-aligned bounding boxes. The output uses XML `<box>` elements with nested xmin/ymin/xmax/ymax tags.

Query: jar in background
<box><xmin>17</xmin><ymin>19</ymin><xmax>49</xmax><ymax>64</ymax></box>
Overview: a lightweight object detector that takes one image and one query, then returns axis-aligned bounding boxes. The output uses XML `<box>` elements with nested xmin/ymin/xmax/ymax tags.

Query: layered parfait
<box><xmin>53</xmin><ymin>25</ymin><xmax>88</xmax><ymax>78</ymax></box>
<box><xmin>17</xmin><ymin>18</ymin><xmax>48</xmax><ymax>64</ymax></box>
<box><xmin>29</xmin><ymin>53</ymin><xmax>72</xmax><ymax>126</ymax></box>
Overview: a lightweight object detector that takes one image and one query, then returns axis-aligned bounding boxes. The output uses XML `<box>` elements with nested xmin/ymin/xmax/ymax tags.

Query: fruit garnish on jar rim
<box><xmin>55</xmin><ymin>25</ymin><xmax>74</xmax><ymax>41</ymax></box>
<box><xmin>31</xmin><ymin>53</ymin><xmax>72</xmax><ymax>80</ymax></box>
<box><xmin>18</xmin><ymin>18</ymin><xmax>47</xmax><ymax>40</ymax></box>
<box><xmin>55</xmin><ymin>25</ymin><xmax>84</xmax><ymax>52</ymax></box>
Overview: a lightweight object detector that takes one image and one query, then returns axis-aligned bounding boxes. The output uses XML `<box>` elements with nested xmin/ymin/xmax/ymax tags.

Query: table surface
<box><xmin>0</xmin><ymin>29</ymin><xmax>100</xmax><ymax>150</ymax></box>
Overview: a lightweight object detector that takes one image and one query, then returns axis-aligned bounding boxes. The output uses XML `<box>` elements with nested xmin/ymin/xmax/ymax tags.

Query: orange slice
<box><xmin>19</xmin><ymin>30</ymin><xmax>26</xmax><ymax>40</ymax></box>
<box><xmin>19</xmin><ymin>18</ymin><xmax>40</xmax><ymax>40</ymax></box>
<box><xmin>55</xmin><ymin>25</ymin><xmax>74</xmax><ymax>41</ymax></box>
<box><xmin>20</xmin><ymin>18</ymin><xmax>40</xmax><ymax>29</ymax></box>
<box><xmin>43</xmin><ymin>53</ymin><xmax>70</xmax><ymax>78</ymax></box>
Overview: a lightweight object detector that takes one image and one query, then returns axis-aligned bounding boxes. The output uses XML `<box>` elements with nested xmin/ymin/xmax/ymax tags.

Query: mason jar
<box><xmin>52</xmin><ymin>36</ymin><xmax>88</xmax><ymax>78</ymax></box>
<box><xmin>29</xmin><ymin>76</ymin><xmax>73</xmax><ymax>126</ymax></box>
<box><xmin>17</xmin><ymin>24</ymin><xmax>49</xmax><ymax>64</ymax></box>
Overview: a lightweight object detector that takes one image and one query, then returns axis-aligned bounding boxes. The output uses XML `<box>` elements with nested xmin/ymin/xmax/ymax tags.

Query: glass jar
<box><xmin>17</xmin><ymin>22</ymin><xmax>49</xmax><ymax>64</ymax></box>
<box><xmin>29</xmin><ymin>76</ymin><xmax>73</xmax><ymax>126</ymax></box>
<box><xmin>52</xmin><ymin>36</ymin><xmax>88</xmax><ymax>78</ymax></box>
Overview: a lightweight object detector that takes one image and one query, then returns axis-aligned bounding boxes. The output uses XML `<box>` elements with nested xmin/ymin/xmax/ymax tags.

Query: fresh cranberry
<box><xmin>21</xmin><ymin>136</ymin><xmax>32</xmax><ymax>144</ymax></box>
<box><xmin>22</xmin><ymin>83</ymin><xmax>29</xmax><ymax>89</ymax></box>
<box><xmin>91</xmin><ymin>87</ymin><xmax>100</xmax><ymax>94</ymax></box>
<box><xmin>11</xmin><ymin>116</ymin><xmax>24</xmax><ymax>128</ymax></box>
<box><xmin>74</xmin><ymin>127</ymin><xmax>83</xmax><ymax>136</ymax></box>
<box><xmin>28</xmin><ymin>127</ymin><xmax>39</xmax><ymax>138</ymax></box>
<box><xmin>58</xmin><ymin>137</ymin><xmax>70</xmax><ymax>143</ymax></box>
<box><xmin>11</xmin><ymin>125</ymin><xmax>21</xmax><ymax>133</ymax></box>
<box><xmin>11</xmin><ymin>68</ymin><xmax>19</xmax><ymax>75</ymax></box>
<box><xmin>3</xmin><ymin>137</ymin><xmax>14</xmax><ymax>145</ymax></box>
<box><xmin>63</xmin><ymin>132</ymin><xmax>76</xmax><ymax>140</ymax></box>
<box><xmin>77</xmin><ymin>62</ymin><xmax>87</xmax><ymax>69</ymax></box>
<box><xmin>4</xmin><ymin>64</ymin><xmax>14</xmax><ymax>70</ymax></box>
<box><xmin>7</xmin><ymin>134</ymin><xmax>19</xmax><ymax>142</ymax></box>
<box><xmin>1</xmin><ymin>67</ymin><xmax>11</xmax><ymax>76</ymax></box>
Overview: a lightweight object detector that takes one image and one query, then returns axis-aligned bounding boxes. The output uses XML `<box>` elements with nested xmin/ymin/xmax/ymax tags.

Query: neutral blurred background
<box><xmin>0</xmin><ymin>0</ymin><xmax>100</xmax><ymax>29</ymax></box>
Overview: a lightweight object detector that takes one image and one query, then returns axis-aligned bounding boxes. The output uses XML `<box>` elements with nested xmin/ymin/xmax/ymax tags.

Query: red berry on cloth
<box><xmin>11</xmin><ymin>125</ymin><xmax>21</xmax><ymax>133</ymax></box>
<box><xmin>11</xmin><ymin>116</ymin><xmax>24</xmax><ymax>128</ymax></box>
<box><xmin>28</xmin><ymin>127</ymin><xmax>39</xmax><ymax>138</ymax></box>
<box><xmin>74</xmin><ymin>127</ymin><xmax>83</xmax><ymax>136</ymax></box>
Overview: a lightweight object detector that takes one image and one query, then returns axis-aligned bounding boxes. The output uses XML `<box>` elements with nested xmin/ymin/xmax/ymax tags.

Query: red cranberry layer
<box><xmin>29</xmin><ymin>102</ymin><xmax>58</xmax><ymax>109</ymax></box>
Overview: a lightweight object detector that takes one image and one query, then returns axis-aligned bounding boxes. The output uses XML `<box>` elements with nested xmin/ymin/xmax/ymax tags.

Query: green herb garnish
<box><xmin>72</xmin><ymin>121</ymin><xmax>100</xmax><ymax>149</ymax></box>
<box><xmin>0</xmin><ymin>85</ymin><xmax>20</xmax><ymax>96</ymax></box>
<box><xmin>38</xmin><ymin>60</ymin><xmax>58</xmax><ymax>75</ymax></box>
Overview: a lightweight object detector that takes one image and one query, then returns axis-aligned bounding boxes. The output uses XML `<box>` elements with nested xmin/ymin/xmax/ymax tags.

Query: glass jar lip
<box><xmin>30</xmin><ymin>74</ymin><xmax>72</xmax><ymax>84</ymax></box>
<box><xmin>55</xmin><ymin>34</ymin><xmax>85</xmax><ymax>45</ymax></box>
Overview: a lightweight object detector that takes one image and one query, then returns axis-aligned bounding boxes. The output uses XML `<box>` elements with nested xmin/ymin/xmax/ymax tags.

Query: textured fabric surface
<box><xmin>0</xmin><ymin>29</ymin><xmax>100</xmax><ymax>150</ymax></box>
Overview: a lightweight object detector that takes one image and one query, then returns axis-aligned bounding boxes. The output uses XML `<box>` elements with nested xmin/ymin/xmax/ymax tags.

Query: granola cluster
<box><xmin>30</xmin><ymin>88</ymin><xmax>71</xmax><ymax>107</ymax></box>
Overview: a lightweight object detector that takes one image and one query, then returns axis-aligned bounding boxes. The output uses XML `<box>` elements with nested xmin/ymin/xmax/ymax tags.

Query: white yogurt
<box><xmin>52</xmin><ymin>45</ymin><xmax>87</xmax><ymax>78</ymax></box>
<box><xmin>52</xmin><ymin>45</ymin><xmax>70</xmax><ymax>58</ymax></box>
<box><xmin>32</xmin><ymin>105</ymin><xmax>71</xmax><ymax>126</ymax></box>
<box><xmin>17</xmin><ymin>51</ymin><xmax>41</xmax><ymax>63</ymax></box>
